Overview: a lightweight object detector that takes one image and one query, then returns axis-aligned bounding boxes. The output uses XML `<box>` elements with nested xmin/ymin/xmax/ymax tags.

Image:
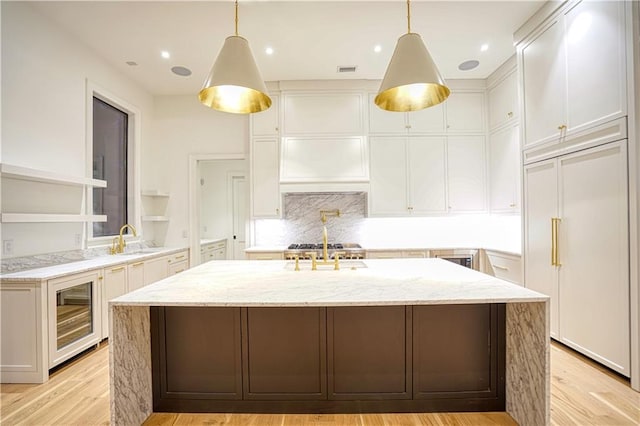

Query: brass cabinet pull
<box><xmin>557</xmin><ymin>124</ymin><xmax>567</xmax><ymax>131</ymax></box>
<box><xmin>507</xmin><ymin>111</ymin><xmax>513</xmax><ymax>118</ymax></box>
<box><xmin>110</xmin><ymin>266</ymin><xmax>125</xmax><ymax>273</ymax></box>
<box><xmin>493</xmin><ymin>265</ymin><xmax>509</xmax><ymax>271</ymax></box>
<box><xmin>132</xmin><ymin>261</ymin><xmax>144</xmax><ymax>267</ymax></box>
<box><xmin>175</xmin><ymin>255</ymin><xmax>185</xmax><ymax>260</ymax></box>
<box><xmin>551</xmin><ymin>218</ymin><xmax>561</xmax><ymax>266</ymax></box>
<box><xmin>98</xmin><ymin>276</ymin><xmax>103</xmax><ymax>280</ymax></box>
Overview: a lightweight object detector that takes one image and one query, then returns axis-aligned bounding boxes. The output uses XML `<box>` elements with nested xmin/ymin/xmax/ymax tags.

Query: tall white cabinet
<box><xmin>518</xmin><ymin>0</ymin><xmax>632</xmax><ymax>378</ymax></box>
<box><xmin>524</xmin><ymin>141</ymin><xmax>629</xmax><ymax>375</ymax></box>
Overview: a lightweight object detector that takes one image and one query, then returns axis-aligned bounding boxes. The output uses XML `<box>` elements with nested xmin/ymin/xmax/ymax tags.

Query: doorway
<box><xmin>188</xmin><ymin>155</ymin><xmax>247</xmax><ymax>266</ymax></box>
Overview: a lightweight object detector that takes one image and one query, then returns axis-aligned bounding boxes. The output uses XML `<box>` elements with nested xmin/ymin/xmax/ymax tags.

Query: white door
<box><xmin>564</xmin><ymin>0</ymin><xmax>626</xmax><ymax>133</ymax></box>
<box><xmin>558</xmin><ymin>141</ymin><xmax>629</xmax><ymax>375</ymax></box>
<box><xmin>523</xmin><ymin>159</ymin><xmax>560</xmax><ymax>338</ymax></box>
<box><xmin>447</xmin><ymin>136</ymin><xmax>486</xmax><ymax>212</ymax></box>
<box><xmin>489</xmin><ymin>124</ymin><xmax>520</xmax><ymax>212</ymax></box>
<box><xmin>369</xmin><ymin>137</ymin><xmax>409</xmax><ymax>216</ymax></box>
<box><xmin>232</xmin><ymin>176</ymin><xmax>247</xmax><ymax>260</ymax></box>
<box><xmin>521</xmin><ymin>17</ymin><xmax>566</xmax><ymax>147</ymax></box>
<box><xmin>408</xmin><ymin>137</ymin><xmax>447</xmax><ymax>214</ymax></box>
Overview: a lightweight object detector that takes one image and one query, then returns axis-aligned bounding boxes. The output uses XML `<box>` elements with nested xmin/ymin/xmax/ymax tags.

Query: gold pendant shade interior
<box><xmin>198</xmin><ymin>1</ymin><xmax>271</xmax><ymax>114</ymax></box>
<box><xmin>375</xmin><ymin>0</ymin><xmax>450</xmax><ymax>112</ymax></box>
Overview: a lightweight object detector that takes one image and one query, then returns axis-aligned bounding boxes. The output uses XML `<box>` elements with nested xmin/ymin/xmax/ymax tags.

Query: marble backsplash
<box><xmin>282</xmin><ymin>192</ymin><xmax>366</xmax><ymax>244</ymax></box>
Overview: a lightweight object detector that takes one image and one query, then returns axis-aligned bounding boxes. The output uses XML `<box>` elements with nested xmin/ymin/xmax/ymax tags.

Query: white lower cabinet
<box><xmin>524</xmin><ymin>140</ymin><xmax>629</xmax><ymax>375</ymax></box>
<box><xmin>200</xmin><ymin>241</ymin><xmax>226</xmax><ymax>264</ymax></box>
<box><xmin>485</xmin><ymin>251</ymin><xmax>521</xmax><ymax>285</ymax></box>
<box><xmin>144</xmin><ymin>256</ymin><xmax>168</xmax><ymax>286</ymax></box>
<box><xmin>101</xmin><ymin>265</ymin><xmax>127</xmax><ymax>339</ymax></box>
<box><xmin>0</xmin><ymin>282</ymin><xmax>47</xmax><ymax>383</ymax></box>
<box><xmin>246</xmin><ymin>251</ymin><xmax>284</xmax><ymax>260</ymax></box>
<box><xmin>127</xmin><ymin>261</ymin><xmax>145</xmax><ymax>292</ymax></box>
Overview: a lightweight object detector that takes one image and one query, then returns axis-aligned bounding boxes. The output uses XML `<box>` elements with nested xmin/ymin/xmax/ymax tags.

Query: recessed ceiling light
<box><xmin>171</xmin><ymin>66</ymin><xmax>192</xmax><ymax>77</ymax></box>
<box><xmin>374</xmin><ymin>45</ymin><xmax>382</xmax><ymax>53</ymax></box>
<box><xmin>161</xmin><ymin>51</ymin><xmax>170</xmax><ymax>59</ymax></box>
<box><xmin>480</xmin><ymin>44</ymin><xmax>489</xmax><ymax>52</ymax></box>
<box><xmin>265</xmin><ymin>47</ymin><xmax>274</xmax><ymax>55</ymax></box>
<box><xmin>458</xmin><ymin>60</ymin><xmax>480</xmax><ymax>71</ymax></box>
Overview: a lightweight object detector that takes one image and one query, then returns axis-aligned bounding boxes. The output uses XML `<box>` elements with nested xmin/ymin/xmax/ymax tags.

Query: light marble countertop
<box><xmin>112</xmin><ymin>258</ymin><xmax>546</xmax><ymax>307</ymax></box>
<box><xmin>200</xmin><ymin>238</ymin><xmax>227</xmax><ymax>246</ymax></box>
<box><xmin>0</xmin><ymin>247</ymin><xmax>187</xmax><ymax>282</ymax></box>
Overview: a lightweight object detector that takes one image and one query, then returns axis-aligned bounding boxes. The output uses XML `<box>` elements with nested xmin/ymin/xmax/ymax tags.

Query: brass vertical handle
<box><xmin>551</xmin><ymin>218</ymin><xmax>561</xmax><ymax>266</ymax></box>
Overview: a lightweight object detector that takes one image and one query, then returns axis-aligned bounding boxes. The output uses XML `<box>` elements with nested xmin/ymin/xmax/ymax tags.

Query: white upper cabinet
<box><xmin>489</xmin><ymin>124</ymin><xmax>520</xmax><ymax>212</ymax></box>
<box><xmin>447</xmin><ymin>136</ymin><xmax>486</xmax><ymax>212</ymax></box>
<box><xmin>280</xmin><ymin>136</ymin><xmax>368</xmax><ymax>183</ymax></box>
<box><xmin>250</xmin><ymin>138</ymin><xmax>281</xmax><ymax>218</ymax></box>
<box><xmin>368</xmin><ymin>93</ymin><xmax>459</xmax><ymax>135</ymax></box>
<box><xmin>488</xmin><ymin>70</ymin><xmax>518</xmax><ymax>131</ymax></box>
<box><xmin>408</xmin><ymin>104</ymin><xmax>446</xmax><ymax>133</ymax></box>
<box><xmin>520</xmin><ymin>0</ymin><xmax>626</xmax><ymax>148</ymax></box>
<box><xmin>407</xmin><ymin>137</ymin><xmax>447</xmax><ymax>214</ymax></box>
<box><xmin>369</xmin><ymin>137</ymin><xmax>409</xmax><ymax>215</ymax></box>
<box><xmin>445</xmin><ymin>92</ymin><xmax>485</xmax><ymax>133</ymax></box>
<box><xmin>251</xmin><ymin>95</ymin><xmax>280</xmax><ymax>136</ymax></box>
<box><xmin>283</xmin><ymin>93</ymin><xmax>363</xmax><ymax>135</ymax></box>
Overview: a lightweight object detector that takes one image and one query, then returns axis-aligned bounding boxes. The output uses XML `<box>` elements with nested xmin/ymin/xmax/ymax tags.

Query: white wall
<box><xmin>147</xmin><ymin>96</ymin><xmax>248</xmax><ymax>248</ymax></box>
<box><xmin>1</xmin><ymin>2</ymin><xmax>154</xmax><ymax>257</ymax></box>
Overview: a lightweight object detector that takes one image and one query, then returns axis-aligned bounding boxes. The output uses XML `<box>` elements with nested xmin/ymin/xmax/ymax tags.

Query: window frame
<box><xmin>85</xmin><ymin>80</ymin><xmax>141</xmax><ymax>247</ymax></box>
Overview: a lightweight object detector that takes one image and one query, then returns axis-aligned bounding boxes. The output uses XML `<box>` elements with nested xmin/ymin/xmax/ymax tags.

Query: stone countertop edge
<box><xmin>110</xmin><ymin>259</ymin><xmax>548</xmax><ymax>307</ymax></box>
<box><xmin>245</xmin><ymin>245</ymin><xmax>522</xmax><ymax>256</ymax></box>
<box><xmin>0</xmin><ymin>247</ymin><xmax>188</xmax><ymax>282</ymax></box>
<box><xmin>200</xmin><ymin>238</ymin><xmax>227</xmax><ymax>245</ymax></box>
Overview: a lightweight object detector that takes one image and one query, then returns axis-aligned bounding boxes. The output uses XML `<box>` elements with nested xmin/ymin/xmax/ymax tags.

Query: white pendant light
<box><xmin>375</xmin><ymin>0</ymin><xmax>450</xmax><ymax>112</ymax></box>
<box><xmin>199</xmin><ymin>0</ymin><xmax>271</xmax><ymax>114</ymax></box>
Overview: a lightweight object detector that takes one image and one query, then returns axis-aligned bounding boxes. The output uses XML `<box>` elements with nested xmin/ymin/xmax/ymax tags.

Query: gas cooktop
<box><xmin>284</xmin><ymin>243</ymin><xmax>364</xmax><ymax>260</ymax></box>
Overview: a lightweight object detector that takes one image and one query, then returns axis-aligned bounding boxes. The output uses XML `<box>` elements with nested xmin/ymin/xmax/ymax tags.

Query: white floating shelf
<box><xmin>0</xmin><ymin>163</ymin><xmax>107</xmax><ymax>188</ymax></box>
<box><xmin>141</xmin><ymin>215</ymin><xmax>170</xmax><ymax>222</ymax></box>
<box><xmin>1</xmin><ymin>214</ymin><xmax>108</xmax><ymax>223</ymax></box>
<box><xmin>141</xmin><ymin>190</ymin><xmax>170</xmax><ymax>197</ymax></box>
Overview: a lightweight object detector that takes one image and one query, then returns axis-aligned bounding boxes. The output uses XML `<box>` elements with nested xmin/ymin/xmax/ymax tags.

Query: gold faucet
<box><xmin>320</xmin><ymin>209</ymin><xmax>340</xmax><ymax>264</ymax></box>
<box><xmin>111</xmin><ymin>224</ymin><xmax>137</xmax><ymax>254</ymax></box>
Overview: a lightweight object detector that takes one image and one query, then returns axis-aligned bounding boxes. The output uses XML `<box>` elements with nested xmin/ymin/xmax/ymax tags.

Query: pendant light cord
<box><xmin>235</xmin><ymin>0</ymin><xmax>239</xmax><ymax>36</ymax></box>
<box><xmin>407</xmin><ymin>0</ymin><xmax>411</xmax><ymax>34</ymax></box>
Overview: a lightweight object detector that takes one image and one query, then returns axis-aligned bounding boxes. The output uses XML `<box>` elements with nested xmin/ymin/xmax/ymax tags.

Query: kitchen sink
<box><xmin>284</xmin><ymin>260</ymin><xmax>367</xmax><ymax>271</ymax></box>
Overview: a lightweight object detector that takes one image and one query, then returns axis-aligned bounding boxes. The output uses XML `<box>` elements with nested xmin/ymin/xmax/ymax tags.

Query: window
<box><xmin>92</xmin><ymin>97</ymin><xmax>128</xmax><ymax>237</ymax></box>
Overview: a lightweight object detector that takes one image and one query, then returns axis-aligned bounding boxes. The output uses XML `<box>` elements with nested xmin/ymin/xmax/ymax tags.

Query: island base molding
<box><xmin>110</xmin><ymin>302</ymin><xmax>549</xmax><ymax>426</ymax></box>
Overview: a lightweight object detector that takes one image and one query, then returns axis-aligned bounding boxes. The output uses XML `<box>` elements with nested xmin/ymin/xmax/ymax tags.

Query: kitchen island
<box><xmin>109</xmin><ymin>258</ymin><xmax>549</xmax><ymax>426</ymax></box>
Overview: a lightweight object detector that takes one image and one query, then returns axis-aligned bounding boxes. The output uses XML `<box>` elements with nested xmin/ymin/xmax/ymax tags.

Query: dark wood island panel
<box><xmin>150</xmin><ymin>304</ymin><xmax>505</xmax><ymax>413</ymax></box>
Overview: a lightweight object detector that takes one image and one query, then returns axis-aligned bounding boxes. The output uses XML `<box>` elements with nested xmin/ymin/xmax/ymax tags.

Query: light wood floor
<box><xmin>1</xmin><ymin>341</ymin><xmax>638</xmax><ymax>425</ymax></box>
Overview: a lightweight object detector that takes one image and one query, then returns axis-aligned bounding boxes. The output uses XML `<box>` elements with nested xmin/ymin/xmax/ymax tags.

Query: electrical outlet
<box><xmin>3</xmin><ymin>239</ymin><xmax>14</xmax><ymax>256</ymax></box>
<box><xmin>75</xmin><ymin>233</ymin><xmax>82</xmax><ymax>245</ymax></box>
<box><xmin>182</xmin><ymin>230</ymin><xmax>188</xmax><ymax>238</ymax></box>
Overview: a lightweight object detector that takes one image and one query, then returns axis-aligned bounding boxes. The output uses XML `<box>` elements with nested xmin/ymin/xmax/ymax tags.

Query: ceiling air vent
<box><xmin>337</xmin><ymin>66</ymin><xmax>357</xmax><ymax>73</ymax></box>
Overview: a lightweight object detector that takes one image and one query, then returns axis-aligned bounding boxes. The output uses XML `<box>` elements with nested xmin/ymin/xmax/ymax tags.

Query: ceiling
<box><xmin>30</xmin><ymin>1</ymin><xmax>544</xmax><ymax>96</ymax></box>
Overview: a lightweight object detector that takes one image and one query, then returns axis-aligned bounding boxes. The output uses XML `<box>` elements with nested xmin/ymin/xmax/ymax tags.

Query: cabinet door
<box><xmin>368</xmin><ymin>94</ymin><xmax>406</xmax><ymax>134</ymax></box>
<box><xmin>127</xmin><ymin>261</ymin><xmax>145</xmax><ymax>292</ymax></box>
<box><xmin>445</xmin><ymin>92</ymin><xmax>484</xmax><ymax>133</ymax></box>
<box><xmin>408</xmin><ymin>103</ymin><xmax>446</xmax><ymax>133</ymax></box>
<box><xmin>369</xmin><ymin>137</ymin><xmax>409</xmax><ymax>216</ymax></box>
<box><xmin>521</xmin><ymin>18</ymin><xmax>566</xmax><ymax>147</ymax></box>
<box><xmin>168</xmin><ymin>261</ymin><xmax>188</xmax><ymax>276</ymax></box>
<box><xmin>564</xmin><ymin>0</ymin><xmax>626</xmax><ymax>133</ymax></box>
<box><xmin>251</xmin><ymin>94</ymin><xmax>279</xmax><ymax>136</ymax></box>
<box><xmin>488</xmin><ymin>70</ymin><xmax>517</xmax><ymax>131</ymax></box>
<box><xmin>251</xmin><ymin>138</ymin><xmax>280</xmax><ymax>218</ymax></box>
<box><xmin>447</xmin><ymin>136</ymin><xmax>486</xmax><ymax>212</ymax></box>
<box><xmin>144</xmin><ymin>256</ymin><xmax>169</xmax><ymax>286</ymax></box>
<box><xmin>283</xmin><ymin>93</ymin><xmax>363</xmax><ymax>135</ymax></box>
<box><xmin>489</xmin><ymin>125</ymin><xmax>520</xmax><ymax>212</ymax></box>
<box><xmin>523</xmin><ymin>159</ymin><xmax>559</xmax><ymax>338</ymax></box>
<box><xmin>408</xmin><ymin>137</ymin><xmax>447</xmax><ymax>214</ymax></box>
<box><xmin>558</xmin><ymin>141</ymin><xmax>629</xmax><ymax>375</ymax></box>
<box><xmin>102</xmin><ymin>265</ymin><xmax>127</xmax><ymax>339</ymax></box>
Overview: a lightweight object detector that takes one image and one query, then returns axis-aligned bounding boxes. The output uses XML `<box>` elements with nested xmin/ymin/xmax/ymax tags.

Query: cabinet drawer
<box><xmin>168</xmin><ymin>251</ymin><xmax>189</xmax><ymax>264</ymax></box>
<box><xmin>366</xmin><ymin>251</ymin><xmax>402</xmax><ymax>259</ymax></box>
<box><xmin>246</xmin><ymin>252</ymin><xmax>284</xmax><ymax>260</ymax></box>
<box><xmin>486</xmin><ymin>252</ymin><xmax>521</xmax><ymax>285</ymax></box>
